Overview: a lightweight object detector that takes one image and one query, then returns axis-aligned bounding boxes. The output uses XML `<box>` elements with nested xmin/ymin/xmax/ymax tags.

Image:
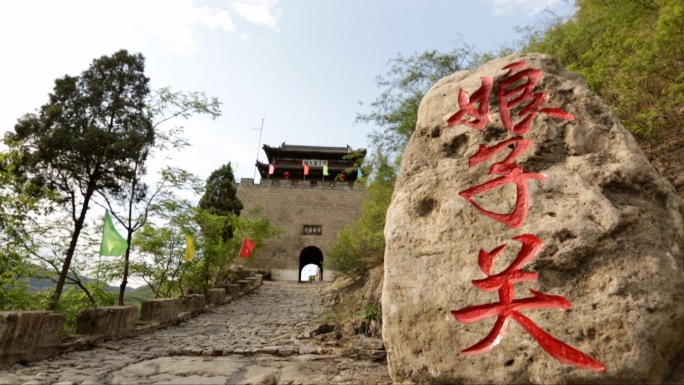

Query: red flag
<box><xmin>303</xmin><ymin>164</ymin><xmax>310</xmax><ymax>175</ymax></box>
<box><xmin>268</xmin><ymin>164</ymin><xmax>275</xmax><ymax>175</ymax></box>
<box><xmin>239</xmin><ymin>238</ymin><xmax>256</xmax><ymax>258</ymax></box>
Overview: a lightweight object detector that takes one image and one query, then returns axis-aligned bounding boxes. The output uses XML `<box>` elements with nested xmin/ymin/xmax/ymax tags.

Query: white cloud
<box><xmin>130</xmin><ymin>1</ymin><xmax>236</xmax><ymax>54</ymax></box>
<box><xmin>231</xmin><ymin>0</ymin><xmax>282</xmax><ymax>30</ymax></box>
<box><xmin>487</xmin><ymin>0</ymin><xmax>563</xmax><ymax>16</ymax></box>
<box><xmin>0</xmin><ymin>0</ymin><xmax>277</xmax><ymax>56</ymax></box>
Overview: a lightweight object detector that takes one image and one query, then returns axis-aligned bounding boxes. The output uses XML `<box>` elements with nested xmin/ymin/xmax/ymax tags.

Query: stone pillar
<box><xmin>219</xmin><ymin>284</ymin><xmax>240</xmax><ymax>301</ymax></box>
<box><xmin>235</xmin><ymin>270</ymin><xmax>251</xmax><ymax>280</ymax></box>
<box><xmin>179</xmin><ymin>294</ymin><xmax>206</xmax><ymax>317</ymax></box>
<box><xmin>76</xmin><ymin>306</ymin><xmax>136</xmax><ymax>340</ymax></box>
<box><xmin>205</xmin><ymin>289</ymin><xmax>225</xmax><ymax>306</ymax></box>
<box><xmin>236</xmin><ymin>280</ymin><xmax>251</xmax><ymax>295</ymax></box>
<box><xmin>0</xmin><ymin>311</ymin><xmax>63</xmax><ymax>369</ymax></box>
<box><xmin>254</xmin><ymin>274</ymin><xmax>263</xmax><ymax>287</ymax></box>
<box><xmin>140</xmin><ymin>298</ymin><xmax>180</xmax><ymax>325</ymax></box>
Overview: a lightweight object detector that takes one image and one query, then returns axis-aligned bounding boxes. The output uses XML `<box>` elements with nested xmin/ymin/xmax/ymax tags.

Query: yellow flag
<box><xmin>185</xmin><ymin>235</ymin><xmax>195</xmax><ymax>261</ymax></box>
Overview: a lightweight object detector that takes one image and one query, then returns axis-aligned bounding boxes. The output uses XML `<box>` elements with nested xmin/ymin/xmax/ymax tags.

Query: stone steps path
<box><xmin>0</xmin><ymin>281</ymin><xmax>393</xmax><ymax>385</ymax></box>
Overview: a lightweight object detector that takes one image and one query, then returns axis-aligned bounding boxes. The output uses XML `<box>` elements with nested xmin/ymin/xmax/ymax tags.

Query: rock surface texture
<box><xmin>382</xmin><ymin>53</ymin><xmax>684</xmax><ymax>384</ymax></box>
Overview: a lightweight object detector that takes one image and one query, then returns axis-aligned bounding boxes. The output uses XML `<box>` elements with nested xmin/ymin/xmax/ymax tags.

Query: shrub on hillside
<box><xmin>327</xmin><ymin>158</ymin><xmax>395</xmax><ymax>277</ymax></box>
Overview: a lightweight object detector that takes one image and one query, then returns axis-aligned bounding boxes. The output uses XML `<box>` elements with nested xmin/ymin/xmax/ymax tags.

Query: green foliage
<box><xmin>193</xmin><ymin>206</ymin><xmax>279</xmax><ymax>289</ymax></box>
<box><xmin>0</xmin><ymin>149</ymin><xmax>53</xmax><ymax>310</ymax></box>
<box><xmin>521</xmin><ymin>0</ymin><xmax>684</xmax><ymax>143</ymax></box>
<box><xmin>99</xmin><ymin>85</ymin><xmax>220</xmax><ymax>305</ymax></box>
<box><xmin>0</xmin><ymin>273</ymin><xmax>33</xmax><ymax>311</ymax></box>
<box><xmin>198</xmin><ymin>163</ymin><xmax>243</xmax><ymax>244</ymax></box>
<box><xmin>4</xmin><ymin>49</ymin><xmax>156</xmax><ymax>309</ymax></box>
<box><xmin>327</xmin><ymin>154</ymin><xmax>395</xmax><ymax>277</ymax></box>
<box><xmin>129</xmin><ymin>192</ymin><xmax>278</xmax><ymax>297</ymax></box>
<box><xmin>102</xmin><ymin>166</ymin><xmax>202</xmax><ymax>305</ymax></box>
<box><xmin>362</xmin><ymin>303</ymin><xmax>381</xmax><ymax>322</ymax></box>
<box><xmin>130</xmin><ymin>198</ymin><xmax>196</xmax><ymax>298</ymax></box>
<box><xmin>56</xmin><ymin>283</ymin><xmax>116</xmax><ymax>333</ymax></box>
<box><xmin>199</xmin><ymin>163</ymin><xmax>242</xmax><ymax>217</ymax></box>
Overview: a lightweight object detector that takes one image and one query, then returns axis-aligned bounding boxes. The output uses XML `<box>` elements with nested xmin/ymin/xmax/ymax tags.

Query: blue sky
<box><xmin>0</xmin><ymin>0</ymin><xmax>574</xmax><ymax>185</ymax></box>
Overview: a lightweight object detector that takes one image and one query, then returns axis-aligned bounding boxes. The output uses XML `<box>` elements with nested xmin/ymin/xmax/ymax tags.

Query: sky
<box><xmin>0</xmin><ymin>0</ymin><xmax>574</xmax><ymax>187</ymax></box>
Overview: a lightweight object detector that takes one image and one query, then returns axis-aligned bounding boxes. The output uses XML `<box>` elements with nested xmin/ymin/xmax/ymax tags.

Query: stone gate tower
<box><xmin>236</xmin><ymin>143</ymin><xmax>366</xmax><ymax>281</ymax></box>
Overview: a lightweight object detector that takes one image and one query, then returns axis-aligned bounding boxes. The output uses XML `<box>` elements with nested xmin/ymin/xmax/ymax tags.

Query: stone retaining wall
<box><xmin>179</xmin><ymin>294</ymin><xmax>206</xmax><ymax>317</ymax></box>
<box><xmin>218</xmin><ymin>284</ymin><xmax>240</xmax><ymax>302</ymax></box>
<box><xmin>0</xmin><ymin>274</ymin><xmax>263</xmax><ymax>369</ymax></box>
<box><xmin>140</xmin><ymin>298</ymin><xmax>180</xmax><ymax>326</ymax></box>
<box><xmin>76</xmin><ymin>306</ymin><xmax>136</xmax><ymax>340</ymax></box>
<box><xmin>0</xmin><ymin>311</ymin><xmax>63</xmax><ymax>369</ymax></box>
<box><xmin>205</xmin><ymin>289</ymin><xmax>225</xmax><ymax>306</ymax></box>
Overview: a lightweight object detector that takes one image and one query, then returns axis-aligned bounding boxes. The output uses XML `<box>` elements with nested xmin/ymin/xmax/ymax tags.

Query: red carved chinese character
<box><xmin>498</xmin><ymin>62</ymin><xmax>575</xmax><ymax>135</ymax></box>
<box><xmin>447</xmin><ymin>76</ymin><xmax>494</xmax><ymax>130</ymax></box>
<box><xmin>451</xmin><ymin>234</ymin><xmax>605</xmax><ymax>372</ymax></box>
<box><xmin>460</xmin><ymin>137</ymin><xmax>544</xmax><ymax>229</ymax></box>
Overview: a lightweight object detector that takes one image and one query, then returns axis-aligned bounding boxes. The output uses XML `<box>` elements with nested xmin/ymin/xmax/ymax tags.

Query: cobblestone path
<box><xmin>0</xmin><ymin>282</ymin><xmax>393</xmax><ymax>385</ymax></box>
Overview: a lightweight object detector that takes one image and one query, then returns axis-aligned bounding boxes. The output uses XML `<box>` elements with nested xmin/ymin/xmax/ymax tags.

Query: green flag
<box><xmin>323</xmin><ymin>165</ymin><xmax>329</xmax><ymax>176</ymax></box>
<box><xmin>99</xmin><ymin>211</ymin><xmax>128</xmax><ymax>256</ymax></box>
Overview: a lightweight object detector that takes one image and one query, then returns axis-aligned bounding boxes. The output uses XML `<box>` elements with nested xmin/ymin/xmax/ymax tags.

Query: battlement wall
<box><xmin>236</xmin><ymin>178</ymin><xmax>366</xmax><ymax>281</ymax></box>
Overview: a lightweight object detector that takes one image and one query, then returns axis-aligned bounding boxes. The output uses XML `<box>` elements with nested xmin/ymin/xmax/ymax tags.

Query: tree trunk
<box><xmin>118</xmin><ymin>232</ymin><xmax>133</xmax><ymax>305</ymax></box>
<box><xmin>118</xmin><ymin>159</ymin><xmax>141</xmax><ymax>305</ymax></box>
<box><xmin>48</xmin><ymin>179</ymin><xmax>97</xmax><ymax>311</ymax></box>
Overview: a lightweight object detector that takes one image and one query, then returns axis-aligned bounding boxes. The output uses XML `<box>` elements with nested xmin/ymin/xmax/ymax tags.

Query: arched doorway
<box><xmin>299</xmin><ymin>246</ymin><xmax>323</xmax><ymax>282</ymax></box>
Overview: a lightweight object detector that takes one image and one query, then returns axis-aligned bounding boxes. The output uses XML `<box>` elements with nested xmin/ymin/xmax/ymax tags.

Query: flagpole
<box><xmin>253</xmin><ymin>118</ymin><xmax>265</xmax><ymax>180</ymax></box>
<box><xmin>238</xmin><ymin>238</ymin><xmax>246</xmax><ymax>260</ymax></box>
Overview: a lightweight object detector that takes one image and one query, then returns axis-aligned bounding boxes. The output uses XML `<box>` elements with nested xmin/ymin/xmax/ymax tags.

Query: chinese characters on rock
<box><xmin>448</xmin><ymin>62</ymin><xmax>604</xmax><ymax>372</ymax></box>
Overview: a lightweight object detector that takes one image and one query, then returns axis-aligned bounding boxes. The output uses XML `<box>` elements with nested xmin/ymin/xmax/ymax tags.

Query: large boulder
<box><xmin>382</xmin><ymin>53</ymin><xmax>684</xmax><ymax>384</ymax></box>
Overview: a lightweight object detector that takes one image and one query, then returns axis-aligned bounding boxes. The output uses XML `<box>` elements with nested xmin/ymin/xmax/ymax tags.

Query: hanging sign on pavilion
<box><xmin>302</xmin><ymin>159</ymin><xmax>328</xmax><ymax>168</ymax></box>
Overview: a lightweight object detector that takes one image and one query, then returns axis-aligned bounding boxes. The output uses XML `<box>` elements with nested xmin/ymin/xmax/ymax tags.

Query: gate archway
<box><xmin>299</xmin><ymin>246</ymin><xmax>323</xmax><ymax>282</ymax></box>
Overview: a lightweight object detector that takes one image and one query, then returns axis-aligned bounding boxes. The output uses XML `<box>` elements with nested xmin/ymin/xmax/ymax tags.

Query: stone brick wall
<box><xmin>236</xmin><ymin>178</ymin><xmax>366</xmax><ymax>281</ymax></box>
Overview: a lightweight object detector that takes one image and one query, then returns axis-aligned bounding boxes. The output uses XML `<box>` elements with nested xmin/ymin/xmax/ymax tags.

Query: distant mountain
<box><xmin>23</xmin><ymin>267</ymin><xmax>133</xmax><ymax>294</ymax></box>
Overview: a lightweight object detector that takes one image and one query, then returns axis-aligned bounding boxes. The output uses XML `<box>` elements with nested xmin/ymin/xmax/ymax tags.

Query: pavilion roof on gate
<box><xmin>262</xmin><ymin>143</ymin><xmax>367</xmax><ymax>163</ymax></box>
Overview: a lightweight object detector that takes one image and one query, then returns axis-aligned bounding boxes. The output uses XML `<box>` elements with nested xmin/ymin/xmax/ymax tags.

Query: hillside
<box><xmin>23</xmin><ymin>268</ymin><xmax>133</xmax><ymax>294</ymax></box>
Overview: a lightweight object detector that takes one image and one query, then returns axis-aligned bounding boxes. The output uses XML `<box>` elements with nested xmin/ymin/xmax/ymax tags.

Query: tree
<box><xmin>521</xmin><ymin>0</ymin><xmax>683</xmax><ymax>143</ymax></box>
<box><xmin>198</xmin><ymin>163</ymin><xmax>243</xmax><ymax>241</ymax></box>
<box><xmin>0</xmin><ymin>149</ymin><xmax>51</xmax><ymax>310</ymax></box>
<box><xmin>130</xmin><ymin>200</ymin><xmax>278</xmax><ymax>297</ymax></box>
<box><xmin>327</xmin><ymin>153</ymin><xmax>395</xmax><ymax>277</ymax></box>
<box><xmin>100</xmin><ymin>87</ymin><xmax>221</xmax><ymax>305</ymax></box>
<box><xmin>191</xmin><ymin>206</ymin><xmax>278</xmax><ymax>289</ymax></box>
<box><xmin>199</xmin><ymin>163</ymin><xmax>243</xmax><ymax>218</ymax></box>
<box><xmin>5</xmin><ymin>50</ymin><xmax>155</xmax><ymax>310</ymax></box>
<box><xmin>196</xmin><ymin>163</ymin><xmax>244</xmax><ymax>286</ymax></box>
<box><xmin>131</xmin><ymin>198</ymin><xmax>197</xmax><ymax>298</ymax></box>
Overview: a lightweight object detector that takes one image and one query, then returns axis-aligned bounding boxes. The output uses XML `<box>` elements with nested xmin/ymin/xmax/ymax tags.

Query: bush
<box><xmin>326</xmin><ymin>158</ymin><xmax>395</xmax><ymax>277</ymax></box>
